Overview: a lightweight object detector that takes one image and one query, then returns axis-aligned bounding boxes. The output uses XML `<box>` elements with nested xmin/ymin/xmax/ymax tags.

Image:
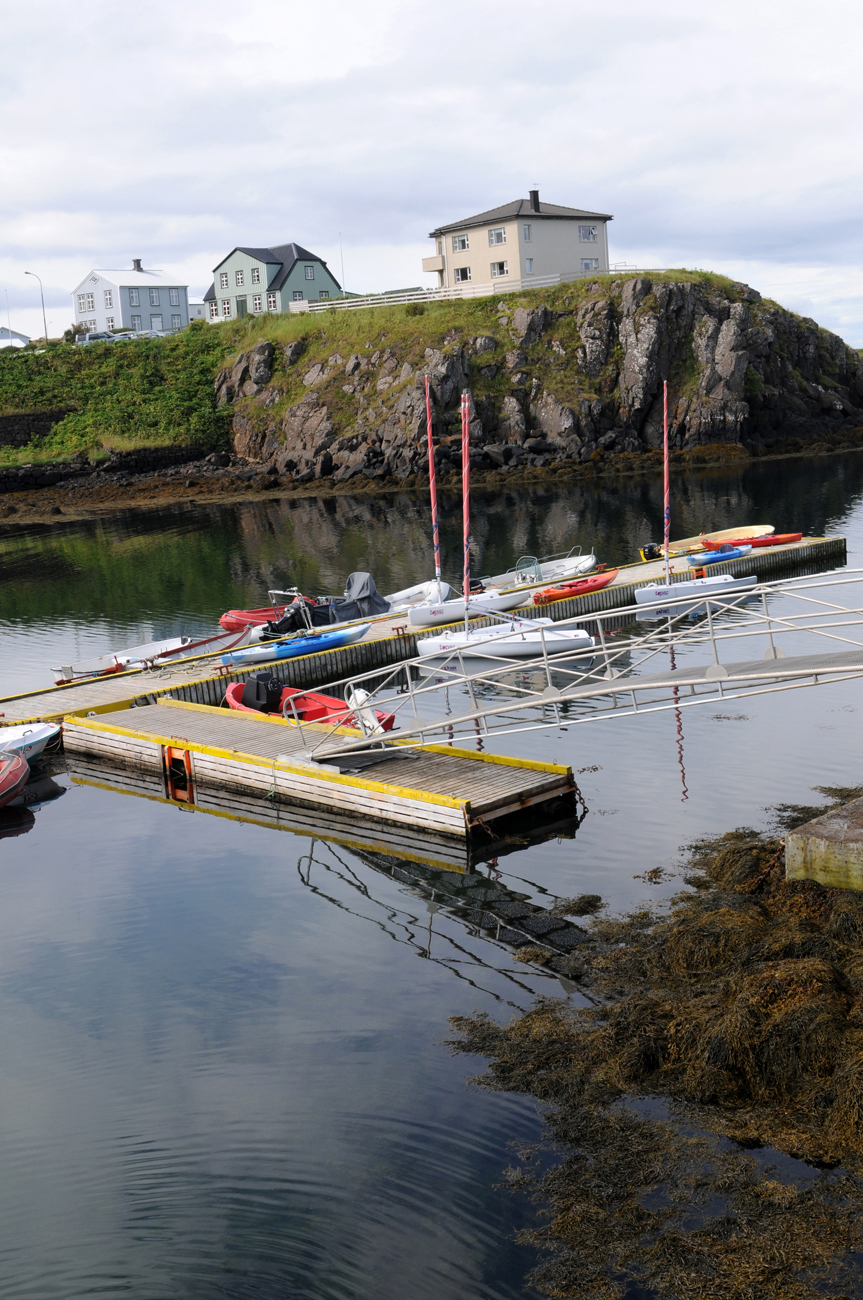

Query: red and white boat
<box><xmin>700</xmin><ymin>532</ymin><xmax>802</xmax><ymax>550</ymax></box>
<box><xmin>0</xmin><ymin>755</ymin><xmax>29</xmax><ymax>809</ymax></box>
<box><xmin>225</xmin><ymin>681</ymin><xmax>395</xmax><ymax>732</ymax></box>
<box><xmin>533</xmin><ymin>568</ymin><xmax>619</xmax><ymax>606</ymax></box>
<box><xmin>53</xmin><ymin>627</ymin><xmax>255</xmax><ymax>682</ymax></box>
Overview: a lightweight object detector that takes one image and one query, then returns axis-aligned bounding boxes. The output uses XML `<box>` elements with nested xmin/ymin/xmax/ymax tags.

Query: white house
<box><xmin>0</xmin><ymin>326</ymin><xmax>29</xmax><ymax>349</ymax></box>
<box><xmin>71</xmin><ymin>259</ymin><xmax>190</xmax><ymax>334</ymax></box>
<box><xmin>423</xmin><ymin>191</ymin><xmax>613</xmax><ymax>291</ymax></box>
<box><xmin>188</xmin><ymin>300</ymin><xmax>207</xmax><ymax>321</ymax></box>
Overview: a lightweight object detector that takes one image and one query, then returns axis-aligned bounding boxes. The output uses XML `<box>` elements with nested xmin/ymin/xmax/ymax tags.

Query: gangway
<box><xmin>281</xmin><ymin>570</ymin><xmax>863</xmax><ymax>759</ymax></box>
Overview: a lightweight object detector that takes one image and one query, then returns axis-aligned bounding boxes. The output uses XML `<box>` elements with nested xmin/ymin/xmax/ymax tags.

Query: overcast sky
<box><xmin>2</xmin><ymin>0</ymin><xmax>862</xmax><ymax>342</ymax></box>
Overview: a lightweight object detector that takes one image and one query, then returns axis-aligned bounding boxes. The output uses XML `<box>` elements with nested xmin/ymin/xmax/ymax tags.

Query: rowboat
<box><xmin>0</xmin><ymin>755</ymin><xmax>30</xmax><ymax>809</ymax></box>
<box><xmin>408</xmin><ymin>589</ymin><xmax>527</xmax><ymax>629</ymax></box>
<box><xmin>225</xmin><ymin>680</ymin><xmax>395</xmax><ymax>731</ymax></box>
<box><xmin>701</xmin><ymin>532</ymin><xmax>801</xmax><ymax>550</ymax></box>
<box><xmin>53</xmin><ymin>627</ymin><xmax>255</xmax><ymax>681</ymax></box>
<box><xmin>634</xmin><ymin>574</ymin><xmax>758</xmax><ymax>607</ymax></box>
<box><xmin>0</xmin><ymin>722</ymin><xmax>61</xmax><ymax>763</ymax></box>
<box><xmin>686</xmin><ymin>545</ymin><xmax>752</xmax><ymax>567</ymax></box>
<box><xmin>416</xmin><ymin>618</ymin><xmax>595</xmax><ymax>660</ymax></box>
<box><xmin>483</xmin><ymin>549</ymin><xmax>596</xmax><ymax>590</ymax></box>
<box><xmin>220</xmin><ymin>622</ymin><xmax>370</xmax><ymax>668</ymax></box>
<box><xmin>533</xmin><ymin>569</ymin><xmax>619</xmax><ymax>606</ymax></box>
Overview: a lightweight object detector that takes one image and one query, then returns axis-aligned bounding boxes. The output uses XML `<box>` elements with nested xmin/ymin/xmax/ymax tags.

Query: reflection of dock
<box><xmin>62</xmin><ymin>699</ymin><xmax>577</xmax><ymax>840</ymax></box>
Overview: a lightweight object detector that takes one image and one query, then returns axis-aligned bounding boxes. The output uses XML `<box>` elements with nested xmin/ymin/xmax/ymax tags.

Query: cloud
<box><xmin>2</xmin><ymin>0</ymin><xmax>862</xmax><ymax>340</ymax></box>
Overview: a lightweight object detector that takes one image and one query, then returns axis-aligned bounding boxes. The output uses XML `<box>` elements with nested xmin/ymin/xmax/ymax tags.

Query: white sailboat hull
<box><xmin>634</xmin><ymin>574</ymin><xmax>758</xmax><ymax>606</ymax></box>
<box><xmin>408</xmin><ymin>590</ymin><xmax>527</xmax><ymax>629</ymax></box>
<box><xmin>416</xmin><ymin>618</ymin><xmax>595</xmax><ymax>660</ymax></box>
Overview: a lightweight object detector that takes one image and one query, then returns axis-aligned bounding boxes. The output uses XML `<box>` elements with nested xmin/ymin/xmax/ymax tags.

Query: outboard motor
<box><xmin>240</xmin><ymin>673</ymin><xmax>283</xmax><ymax>712</ymax></box>
<box><xmin>640</xmin><ymin>542</ymin><xmax>663</xmax><ymax>562</ymax></box>
<box><xmin>263</xmin><ymin>596</ymin><xmax>316</xmax><ymax>638</ymax></box>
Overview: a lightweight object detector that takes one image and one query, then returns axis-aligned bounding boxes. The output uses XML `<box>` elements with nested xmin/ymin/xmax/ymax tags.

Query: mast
<box><xmin>663</xmin><ymin>379</ymin><xmax>671</xmax><ymax>584</ymax></box>
<box><xmin>461</xmin><ymin>391</ymin><xmax>471</xmax><ymax>632</ymax></box>
<box><xmin>424</xmin><ymin>377</ymin><xmax>443</xmax><ymax>600</ymax></box>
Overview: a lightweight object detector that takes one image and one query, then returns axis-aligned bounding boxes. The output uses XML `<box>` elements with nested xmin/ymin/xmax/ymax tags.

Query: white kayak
<box><xmin>634</xmin><ymin>574</ymin><xmax>758</xmax><ymax>607</ymax></box>
<box><xmin>53</xmin><ymin>627</ymin><xmax>255</xmax><ymax>681</ymax></box>
<box><xmin>408</xmin><ymin>589</ymin><xmax>527</xmax><ymax>629</ymax></box>
<box><xmin>486</xmin><ymin>551</ymin><xmax>596</xmax><ymax>590</ymax></box>
<box><xmin>416</xmin><ymin>618</ymin><xmax>595</xmax><ymax>660</ymax></box>
<box><xmin>0</xmin><ymin>722</ymin><xmax>61</xmax><ymax>762</ymax></box>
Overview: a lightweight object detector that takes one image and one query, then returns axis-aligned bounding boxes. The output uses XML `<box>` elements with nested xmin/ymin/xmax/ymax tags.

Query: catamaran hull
<box><xmin>634</xmin><ymin>575</ymin><xmax>758</xmax><ymax>606</ymax></box>
<box><xmin>408</xmin><ymin>590</ymin><xmax>526</xmax><ymax>629</ymax></box>
<box><xmin>416</xmin><ymin>622</ymin><xmax>595</xmax><ymax>659</ymax></box>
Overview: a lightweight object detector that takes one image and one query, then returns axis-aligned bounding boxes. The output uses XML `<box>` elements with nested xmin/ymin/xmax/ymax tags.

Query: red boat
<box><xmin>225</xmin><ymin>681</ymin><xmax>395</xmax><ymax>731</ymax></box>
<box><xmin>701</xmin><ymin>532</ymin><xmax>802</xmax><ymax>550</ymax></box>
<box><xmin>221</xmin><ymin>604</ymin><xmax>288</xmax><ymax>632</ymax></box>
<box><xmin>533</xmin><ymin>568</ymin><xmax>619</xmax><ymax>606</ymax></box>
<box><xmin>0</xmin><ymin>755</ymin><xmax>29</xmax><ymax>809</ymax></box>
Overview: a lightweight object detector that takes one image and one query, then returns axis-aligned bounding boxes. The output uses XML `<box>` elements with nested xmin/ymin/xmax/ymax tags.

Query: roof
<box><xmin>73</xmin><ymin>268</ymin><xmax>188</xmax><ymax>291</ymax></box>
<box><xmin>212</xmin><ymin>242</ymin><xmax>341</xmax><ymax>292</ymax></box>
<box><xmin>429</xmin><ymin>198</ymin><xmax>613</xmax><ymax>237</ymax></box>
<box><xmin>0</xmin><ymin>326</ymin><xmax>29</xmax><ymax>344</ymax></box>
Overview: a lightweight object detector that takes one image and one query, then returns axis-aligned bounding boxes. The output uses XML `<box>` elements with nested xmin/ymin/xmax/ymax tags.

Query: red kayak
<box><xmin>533</xmin><ymin>568</ymin><xmax>619</xmax><ymax>606</ymax></box>
<box><xmin>701</xmin><ymin>532</ymin><xmax>802</xmax><ymax>551</ymax></box>
<box><xmin>225</xmin><ymin>681</ymin><xmax>395</xmax><ymax>731</ymax></box>
<box><xmin>0</xmin><ymin>755</ymin><xmax>29</xmax><ymax>809</ymax></box>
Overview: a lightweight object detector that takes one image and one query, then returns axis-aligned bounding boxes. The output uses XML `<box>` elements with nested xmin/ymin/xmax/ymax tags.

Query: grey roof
<box><xmin>212</xmin><ymin>242</ymin><xmax>341</xmax><ymax>292</ymax></box>
<box><xmin>429</xmin><ymin>198</ymin><xmax>613</xmax><ymax>237</ymax></box>
<box><xmin>203</xmin><ymin>283</ymin><xmax>215</xmax><ymax>301</ymax></box>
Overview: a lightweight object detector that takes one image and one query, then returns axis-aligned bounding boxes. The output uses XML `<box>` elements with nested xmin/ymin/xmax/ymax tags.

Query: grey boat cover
<box><xmin>337</xmin><ymin>572</ymin><xmax>391</xmax><ymax>621</ymax></box>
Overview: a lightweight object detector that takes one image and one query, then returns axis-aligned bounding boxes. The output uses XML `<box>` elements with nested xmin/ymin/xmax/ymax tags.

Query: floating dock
<box><xmin>62</xmin><ymin>698</ymin><xmax>577</xmax><ymax>839</ymax></box>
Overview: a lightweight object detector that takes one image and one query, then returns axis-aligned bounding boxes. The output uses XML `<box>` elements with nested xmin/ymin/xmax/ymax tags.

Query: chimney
<box><xmin>132</xmin><ymin>258</ymin><xmax>142</xmax><ymax>272</ymax></box>
<box><xmin>529</xmin><ymin>189</ymin><xmax>540</xmax><ymax>213</ymax></box>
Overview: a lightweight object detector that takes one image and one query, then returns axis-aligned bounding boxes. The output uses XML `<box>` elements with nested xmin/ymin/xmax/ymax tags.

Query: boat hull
<box><xmin>225</xmin><ymin>681</ymin><xmax>394</xmax><ymax>731</ymax></box>
<box><xmin>701</xmin><ymin>532</ymin><xmax>801</xmax><ymax>550</ymax></box>
<box><xmin>533</xmin><ymin>569</ymin><xmax>619</xmax><ymax>605</ymax></box>
<box><xmin>408</xmin><ymin>590</ymin><xmax>526</xmax><ymax>629</ymax></box>
<box><xmin>0</xmin><ymin>722</ymin><xmax>61</xmax><ymax>763</ymax></box>
<box><xmin>0</xmin><ymin>755</ymin><xmax>30</xmax><ymax>809</ymax></box>
<box><xmin>220</xmin><ymin>623</ymin><xmax>371</xmax><ymax>667</ymax></box>
<box><xmin>634</xmin><ymin>574</ymin><xmax>758</xmax><ymax>606</ymax></box>
<box><xmin>416</xmin><ymin>619</ymin><xmax>595</xmax><ymax>660</ymax></box>
<box><xmin>687</xmin><ymin>545</ymin><xmax>752</xmax><ymax>567</ymax></box>
<box><xmin>54</xmin><ymin>629</ymin><xmax>254</xmax><ymax>680</ymax></box>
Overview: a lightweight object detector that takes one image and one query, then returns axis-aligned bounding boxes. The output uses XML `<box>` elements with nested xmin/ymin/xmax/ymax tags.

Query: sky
<box><xmin>1</xmin><ymin>0</ymin><xmax>862</xmax><ymax>343</ymax></box>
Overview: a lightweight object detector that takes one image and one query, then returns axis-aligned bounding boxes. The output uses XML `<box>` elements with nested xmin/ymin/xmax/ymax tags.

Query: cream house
<box><xmin>423</xmin><ymin>191</ymin><xmax>612</xmax><ymax>291</ymax></box>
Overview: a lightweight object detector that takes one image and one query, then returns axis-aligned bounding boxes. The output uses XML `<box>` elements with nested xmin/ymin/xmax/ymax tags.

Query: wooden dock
<box><xmin>61</xmin><ymin>698</ymin><xmax>576</xmax><ymax>839</ymax></box>
<box><xmin>0</xmin><ymin>534</ymin><xmax>846</xmax><ymax>725</ymax></box>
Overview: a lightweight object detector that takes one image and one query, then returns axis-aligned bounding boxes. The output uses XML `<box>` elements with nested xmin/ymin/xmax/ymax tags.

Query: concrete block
<box><xmin>785</xmin><ymin>796</ymin><xmax>863</xmax><ymax>891</ymax></box>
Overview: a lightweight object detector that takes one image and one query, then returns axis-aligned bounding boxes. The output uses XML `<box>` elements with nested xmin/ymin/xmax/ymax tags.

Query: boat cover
<box><xmin>338</xmin><ymin>572</ymin><xmax>391</xmax><ymax>620</ymax></box>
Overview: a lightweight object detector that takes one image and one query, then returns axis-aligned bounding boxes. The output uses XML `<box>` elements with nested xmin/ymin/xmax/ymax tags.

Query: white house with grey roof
<box><xmin>423</xmin><ymin>191</ymin><xmax>612</xmax><ymax>291</ymax></box>
<box><xmin>203</xmin><ymin>243</ymin><xmax>342</xmax><ymax>320</ymax></box>
<box><xmin>71</xmin><ymin>259</ymin><xmax>190</xmax><ymax>334</ymax></box>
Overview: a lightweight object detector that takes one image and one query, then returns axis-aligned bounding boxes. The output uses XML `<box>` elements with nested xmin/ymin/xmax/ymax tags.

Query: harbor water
<box><xmin>1</xmin><ymin>450</ymin><xmax>863</xmax><ymax>1298</ymax></box>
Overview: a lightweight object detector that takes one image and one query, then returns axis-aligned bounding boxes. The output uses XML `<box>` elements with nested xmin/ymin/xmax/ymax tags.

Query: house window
<box><xmin>169</xmin><ymin>287</ymin><xmax>180</xmax><ymax>306</ymax></box>
<box><xmin>580</xmin><ymin>258</ymin><xmax>599</xmax><ymax>271</ymax></box>
<box><xmin>454</xmin><ymin>267</ymin><xmax>471</xmax><ymax>282</ymax></box>
<box><xmin>579</xmin><ymin>225</ymin><xmax>598</xmax><ymax>242</ymax></box>
<box><xmin>171</xmin><ymin>314</ymin><xmax>182</xmax><ymax>330</ymax></box>
<box><xmin>523</xmin><ymin>224</ymin><xmax>531</xmax><ymax>241</ymax></box>
<box><xmin>251</xmin><ymin>267</ymin><xmax>261</xmax><ymax>284</ymax></box>
<box><xmin>105</xmin><ymin>317</ymin><xmax>114</xmax><ymax>330</ymax></box>
<box><xmin>452</xmin><ymin>234</ymin><xmax>469</xmax><ymax>251</ymax></box>
<box><xmin>129</xmin><ymin>287</ymin><xmax>140</xmax><ymax>306</ymax></box>
<box><xmin>268</xmin><ymin>292</ymin><xmax>278</xmax><ymax>309</ymax></box>
<box><xmin>219</xmin><ymin>272</ymin><xmax>229</xmax><ymax>288</ymax></box>
<box><xmin>131</xmin><ymin>314</ymin><xmax>142</xmax><ymax>330</ymax></box>
<box><xmin>235</xmin><ymin>269</ymin><xmax>244</xmax><ymax>286</ymax></box>
<box><xmin>490</xmin><ymin>261</ymin><xmax>508</xmax><ymax>277</ymax></box>
<box><xmin>319</xmin><ymin>290</ymin><xmax>329</xmax><ymax>299</ymax></box>
<box><xmin>221</xmin><ymin>299</ymin><xmax>231</xmax><ymax>317</ymax></box>
<box><xmin>292</xmin><ymin>290</ymin><xmax>303</xmax><ymax>301</ymax></box>
<box><xmin>304</xmin><ymin>265</ymin><xmax>315</xmax><ymax>280</ymax></box>
<box><xmin>209</xmin><ymin>303</ymin><xmax>218</xmax><ymax>320</ymax></box>
<box><xmin>150</xmin><ymin>314</ymin><xmax>163</xmax><ymax>331</ymax></box>
<box><xmin>252</xmin><ymin>294</ymin><xmax>262</xmax><ymax>312</ymax></box>
<box><xmin>104</xmin><ymin>289</ymin><xmax>113</xmax><ymax>308</ymax></box>
<box><xmin>149</xmin><ymin>288</ymin><xmax>160</xmax><ymax>306</ymax></box>
<box><xmin>488</xmin><ymin>227</ymin><xmax>506</xmax><ymax>245</ymax></box>
<box><xmin>525</xmin><ymin>258</ymin><xmax>533</xmax><ymax>274</ymax></box>
<box><xmin>83</xmin><ymin>319</ymin><xmax>97</xmax><ymax>331</ymax></box>
<box><xmin>78</xmin><ymin>292</ymin><xmax>95</xmax><ymax>312</ymax></box>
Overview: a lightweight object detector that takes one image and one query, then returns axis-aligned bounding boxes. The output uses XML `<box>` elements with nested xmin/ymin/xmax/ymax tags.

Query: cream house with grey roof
<box><xmin>423</xmin><ymin>191</ymin><xmax>612</xmax><ymax>291</ymax></box>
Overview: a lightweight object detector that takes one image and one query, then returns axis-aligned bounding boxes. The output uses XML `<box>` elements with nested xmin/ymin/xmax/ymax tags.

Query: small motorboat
<box><xmin>54</xmin><ymin>628</ymin><xmax>255</xmax><ymax>681</ymax></box>
<box><xmin>225</xmin><ymin>678</ymin><xmax>395</xmax><ymax>731</ymax></box>
<box><xmin>700</xmin><ymin>532</ymin><xmax>802</xmax><ymax>550</ymax></box>
<box><xmin>416</xmin><ymin>618</ymin><xmax>595</xmax><ymax>660</ymax></box>
<box><xmin>533</xmin><ymin>568</ymin><xmax>619</xmax><ymax>606</ymax></box>
<box><xmin>634</xmin><ymin>574</ymin><xmax>758</xmax><ymax>607</ymax></box>
<box><xmin>220</xmin><ymin>575</ymin><xmax>451</xmax><ymax>634</ymax></box>
<box><xmin>0</xmin><ymin>755</ymin><xmax>30</xmax><ymax>809</ymax></box>
<box><xmin>408</xmin><ymin>589</ymin><xmax>527</xmax><ymax>629</ymax></box>
<box><xmin>0</xmin><ymin>722</ymin><xmax>61</xmax><ymax>763</ymax></box>
<box><xmin>482</xmin><ymin>548</ymin><xmax>596</xmax><ymax>591</ymax></box>
<box><xmin>686</xmin><ymin>545</ymin><xmax>752</xmax><ymax>567</ymax></box>
<box><xmin>220</xmin><ymin>622</ymin><xmax>371</xmax><ymax>668</ymax></box>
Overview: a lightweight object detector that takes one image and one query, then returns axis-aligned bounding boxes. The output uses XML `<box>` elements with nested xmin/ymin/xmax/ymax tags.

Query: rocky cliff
<box><xmin>216</xmin><ymin>275</ymin><xmax>863</xmax><ymax>487</ymax></box>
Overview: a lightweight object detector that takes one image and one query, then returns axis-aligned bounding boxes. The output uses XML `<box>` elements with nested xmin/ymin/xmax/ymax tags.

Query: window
<box><xmin>235</xmin><ymin>269</ymin><xmax>244</xmax><ymax>286</ymax></box>
<box><xmin>209</xmin><ymin>302</ymin><xmax>219</xmax><ymax>320</ymax></box>
<box><xmin>580</xmin><ymin>258</ymin><xmax>599</xmax><ymax>271</ymax></box>
<box><xmin>221</xmin><ymin>299</ymin><xmax>231</xmax><ymax>317</ymax></box>
<box><xmin>129</xmin><ymin>287</ymin><xmax>140</xmax><ymax>307</ymax></box>
<box><xmin>525</xmin><ymin>258</ymin><xmax>533</xmax><ymax>274</ymax></box>
<box><xmin>169</xmin><ymin>287</ymin><xmax>180</xmax><ymax>306</ymax></box>
<box><xmin>105</xmin><ymin>317</ymin><xmax>114</xmax><ymax>330</ymax></box>
<box><xmin>319</xmin><ymin>290</ymin><xmax>329</xmax><ymax>299</ymax></box>
<box><xmin>268</xmin><ymin>292</ymin><xmax>278</xmax><ymax>309</ymax></box>
<box><xmin>150</xmin><ymin>314</ymin><xmax>163</xmax><ymax>331</ymax></box>
<box><xmin>454</xmin><ymin>266</ymin><xmax>471</xmax><ymax>282</ymax></box>
<box><xmin>77</xmin><ymin>292</ymin><xmax>95</xmax><ymax>312</ymax></box>
<box><xmin>131</xmin><ymin>314</ymin><xmax>142</xmax><ymax>330</ymax></box>
<box><xmin>523</xmin><ymin>224</ymin><xmax>531</xmax><ymax>241</ymax></box>
<box><xmin>252</xmin><ymin>294</ymin><xmax>262</xmax><ymax>312</ymax></box>
<box><xmin>579</xmin><ymin>225</ymin><xmax>598</xmax><ymax>242</ymax></box>
<box><xmin>149</xmin><ymin>288</ymin><xmax>160</xmax><ymax>307</ymax></box>
<box><xmin>490</xmin><ymin>261</ymin><xmax>508</xmax><ymax>277</ymax></box>
<box><xmin>488</xmin><ymin>227</ymin><xmax>506</xmax><ymax>245</ymax></box>
<box><xmin>292</xmin><ymin>290</ymin><xmax>303</xmax><ymax>302</ymax></box>
<box><xmin>171</xmin><ymin>314</ymin><xmax>182</xmax><ymax>330</ymax></box>
<box><xmin>452</xmin><ymin>234</ymin><xmax>469</xmax><ymax>251</ymax></box>
<box><xmin>304</xmin><ymin>265</ymin><xmax>315</xmax><ymax>280</ymax></box>
<box><xmin>220</xmin><ymin>272</ymin><xmax>229</xmax><ymax>288</ymax></box>
<box><xmin>83</xmin><ymin>319</ymin><xmax>97</xmax><ymax>331</ymax></box>
<box><xmin>251</xmin><ymin>266</ymin><xmax>261</xmax><ymax>284</ymax></box>
<box><xmin>103</xmin><ymin>289</ymin><xmax>113</xmax><ymax>308</ymax></box>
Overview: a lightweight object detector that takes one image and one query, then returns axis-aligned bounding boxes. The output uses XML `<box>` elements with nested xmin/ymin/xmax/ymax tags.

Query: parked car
<box><xmin>76</xmin><ymin>331</ymin><xmax>118</xmax><ymax>347</ymax></box>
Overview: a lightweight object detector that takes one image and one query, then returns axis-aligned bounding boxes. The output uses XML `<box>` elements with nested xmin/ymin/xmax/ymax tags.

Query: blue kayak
<box><xmin>221</xmin><ymin>623</ymin><xmax>371</xmax><ymax>667</ymax></box>
<box><xmin>687</xmin><ymin>544</ymin><xmax>752</xmax><ymax>567</ymax></box>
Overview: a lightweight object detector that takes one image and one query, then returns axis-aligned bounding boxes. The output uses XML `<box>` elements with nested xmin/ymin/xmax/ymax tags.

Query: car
<box><xmin>76</xmin><ymin>331</ymin><xmax>118</xmax><ymax>347</ymax></box>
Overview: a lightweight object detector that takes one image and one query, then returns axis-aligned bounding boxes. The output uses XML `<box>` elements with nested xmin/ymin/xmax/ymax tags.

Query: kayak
<box><xmin>533</xmin><ymin>569</ymin><xmax>619</xmax><ymax>606</ymax></box>
<box><xmin>225</xmin><ymin>680</ymin><xmax>395</xmax><ymax>731</ymax></box>
<box><xmin>0</xmin><ymin>755</ymin><xmax>29</xmax><ymax>809</ymax></box>
<box><xmin>0</xmin><ymin>722</ymin><xmax>61</xmax><ymax>763</ymax></box>
<box><xmin>220</xmin><ymin>622</ymin><xmax>370</xmax><ymax>667</ymax></box>
<box><xmin>639</xmin><ymin>526</ymin><xmax>773</xmax><ymax>561</ymax></box>
<box><xmin>53</xmin><ymin>627</ymin><xmax>255</xmax><ymax>681</ymax></box>
<box><xmin>416</xmin><ymin>618</ymin><xmax>595</xmax><ymax>660</ymax></box>
<box><xmin>634</xmin><ymin>574</ymin><xmax>758</xmax><ymax>606</ymax></box>
<box><xmin>701</xmin><ymin>532</ymin><xmax>801</xmax><ymax>550</ymax></box>
<box><xmin>686</xmin><ymin>545</ymin><xmax>752</xmax><ymax>567</ymax></box>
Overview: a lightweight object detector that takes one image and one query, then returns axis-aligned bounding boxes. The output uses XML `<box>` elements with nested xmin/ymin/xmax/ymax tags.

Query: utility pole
<box><xmin>25</xmin><ymin>271</ymin><xmax>49</xmax><ymax>344</ymax></box>
<box><xmin>339</xmin><ymin>233</ymin><xmax>346</xmax><ymax>299</ymax></box>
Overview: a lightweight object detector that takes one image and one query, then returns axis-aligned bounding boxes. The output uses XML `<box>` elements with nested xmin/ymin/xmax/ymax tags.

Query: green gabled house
<box><xmin>203</xmin><ymin>242</ymin><xmax>342</xmax><ymax>320</ymax></box>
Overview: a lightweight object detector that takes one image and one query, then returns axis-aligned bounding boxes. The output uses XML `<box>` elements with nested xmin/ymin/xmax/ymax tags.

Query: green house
<box><xmin>204</xmin><ymin>242</ymin><xmax>342</xmax><ymax>320</ymax></box>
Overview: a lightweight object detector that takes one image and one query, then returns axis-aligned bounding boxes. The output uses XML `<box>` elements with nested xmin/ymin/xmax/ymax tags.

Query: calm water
<box><xmin>1</xmin><ymin>452</ymin><xmax>863</xmax><ymax>1298</ymax></box>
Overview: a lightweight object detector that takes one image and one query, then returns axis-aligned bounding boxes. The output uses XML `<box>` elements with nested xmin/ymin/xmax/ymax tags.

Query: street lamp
<box><xmin>24</xmin><ymin>271</ymin><xmax>49</xmax><ymax>345</ymax></box>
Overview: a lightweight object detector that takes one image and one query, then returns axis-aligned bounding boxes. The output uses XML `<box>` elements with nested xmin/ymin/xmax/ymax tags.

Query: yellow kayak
<box><xmin>640</xmin><ymin>525</ymin><xmax>774</xmax><ymax>561</ymax></box>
